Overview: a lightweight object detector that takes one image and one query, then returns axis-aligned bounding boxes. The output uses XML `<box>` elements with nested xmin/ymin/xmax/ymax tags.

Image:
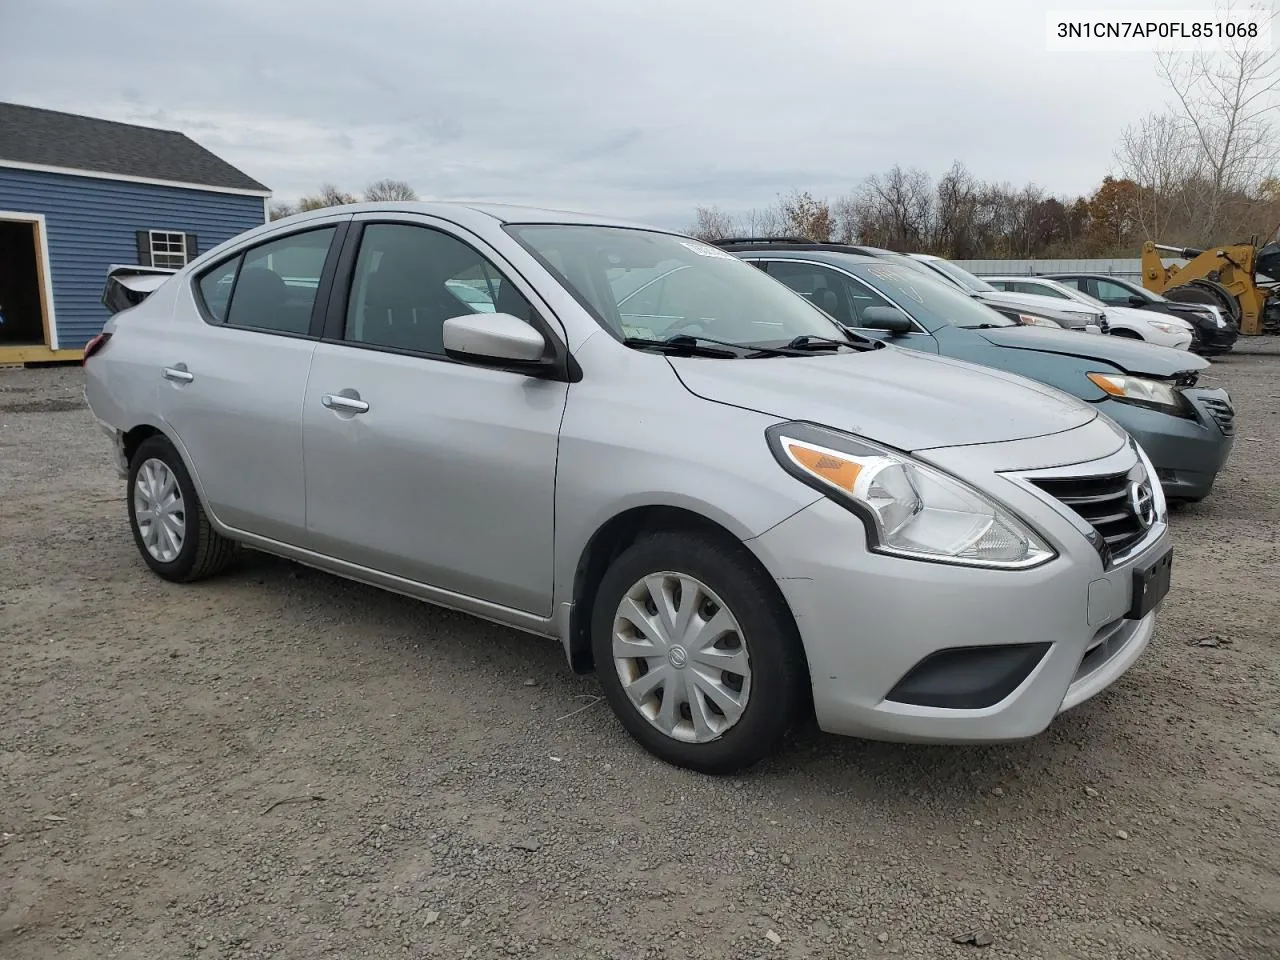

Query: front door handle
<box><xmin>162</xmin><ymin>365</ymin><xmax>194</xmax><ymax>383</ymax></box>
<box><xmin>321</xmin><ymin>393</ymin><xmax>370</xmax><ymax>414</ymax></box>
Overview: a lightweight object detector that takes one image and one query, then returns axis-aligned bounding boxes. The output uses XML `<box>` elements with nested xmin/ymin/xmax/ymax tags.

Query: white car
<box><xmin>984</xmin><ymin>276</ymin><xmax>1194</xmax><ymax>351</ymax></box>
<box><xmin>905</xmin><ymin>254</ymin><xmax>1106</xmax><ymax>332</ymax></box>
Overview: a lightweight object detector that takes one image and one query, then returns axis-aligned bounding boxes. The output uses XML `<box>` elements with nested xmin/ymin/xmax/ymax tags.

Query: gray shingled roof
<box><xmin>0</xmin><ymin>102</ymin><xmax>270</xmax><ymax>193</ymax></box>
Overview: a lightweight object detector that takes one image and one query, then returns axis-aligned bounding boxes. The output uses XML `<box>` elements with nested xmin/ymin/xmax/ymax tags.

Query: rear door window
<box><xmin>221</xmin><ymin>227</ymin><xmax>337</xmax><ymax>335</ymax></box>
<box><xmin>197</xmin><ymin>257</ymin><xmax>240</xmax><ymax>323</ymax></box>
<box><xmin>1093</xmin><ymin>279</ymin><xmax>1134</xmax><ymax>303</ymax></box>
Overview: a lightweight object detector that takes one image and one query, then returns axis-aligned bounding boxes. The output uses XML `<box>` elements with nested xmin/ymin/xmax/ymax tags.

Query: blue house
<box><xmin>0</xmin><ymin>102</ymin><xmax>270</xmax><ymax>364</ymax></box>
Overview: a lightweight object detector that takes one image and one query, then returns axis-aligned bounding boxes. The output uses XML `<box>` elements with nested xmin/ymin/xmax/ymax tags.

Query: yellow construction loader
<box><xmin>1140</xmin><ymin>238</ymin><xmax>1280</xmax><ymax>335</ymax></box>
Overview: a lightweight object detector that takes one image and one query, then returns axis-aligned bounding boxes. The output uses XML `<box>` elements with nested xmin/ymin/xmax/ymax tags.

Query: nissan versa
<box><xmin>85</xmin><ymin>202</ymin><xmax>1174</xmax><ymax>773</ymax></box>
<box><xmin>724</xmin><ymin>242</ymin><xmax>1236</xmax><ymax>504</ymax></box>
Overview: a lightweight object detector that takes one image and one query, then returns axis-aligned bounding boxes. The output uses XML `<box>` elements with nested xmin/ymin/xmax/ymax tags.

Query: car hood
<box><xmin>668</xmin><ymin>347</ymin><xmax>1096</xmax><ymax>452</ymax></box>
<box><xmin>1104</xmin><ymin>305</ymin><xmax>1194</xmax><ymax>329</ymax></box>
<box><xmin>974</xmin><ymin>289</ymin><xmax>1100</xmax><ymax>318</ymax></box>
<box><xmin>974</xmin><ymin>326</ymin><xmax>1209</xmax><ymax>375</ymax></box>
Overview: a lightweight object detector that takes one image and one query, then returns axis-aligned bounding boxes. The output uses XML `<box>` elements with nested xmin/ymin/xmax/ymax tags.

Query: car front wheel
<box><xmin>591</xmin><ymin>530</ymin><xmax>807</xmax><ymax>774</ymax></box>
<box><xmin>126</xmin><ymin>434</ymin><xmax>236</xmax><ymax>583</ymax></box>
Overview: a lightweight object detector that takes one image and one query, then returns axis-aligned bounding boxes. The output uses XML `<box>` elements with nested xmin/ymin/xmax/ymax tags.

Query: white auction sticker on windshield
<box><xmin>680</xmin><ymin>241</ymin><xmax>735</xmax><ymax>260</ymax></box>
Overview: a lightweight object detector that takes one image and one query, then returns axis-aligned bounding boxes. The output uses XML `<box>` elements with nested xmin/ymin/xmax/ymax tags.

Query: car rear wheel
<box><xmin>127</xmin><ymin>434</ymin><xmax>236</xmax><ymax>583</ymax></box>
<box><xmin>590</xmin><ymin>530</ymin><xmax>807</xmax><ymax>774</ymax></box>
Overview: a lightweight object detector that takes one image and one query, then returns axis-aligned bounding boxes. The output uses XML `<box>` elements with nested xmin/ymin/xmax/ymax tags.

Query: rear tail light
<box><xmin>83</xmin><ymin>332</ymin><xmax>111</xmax><ymax>363</ymax></box>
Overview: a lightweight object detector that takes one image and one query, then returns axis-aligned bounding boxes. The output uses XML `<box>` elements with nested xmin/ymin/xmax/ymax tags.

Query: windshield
<box><xmin>506</xmin><ymin>224</ymin><xmax>848</xmax><ymax>347</ymax></box>
<box><xmin>847</xmin><ymin>262</ymin><xmax>1017</xmax><ymax>329</ymax></box>
<box><xmin>922</xmin><ymin>258</ymin><xmax>998</xmax><ymax>293</ymax></box>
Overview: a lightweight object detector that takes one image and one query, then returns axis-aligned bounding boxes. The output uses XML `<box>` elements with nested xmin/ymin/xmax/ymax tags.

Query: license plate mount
<box><xmin>1129</xmin><ymin>547</ymin><xmax>1173</xmax><ymax>620</ymax></box>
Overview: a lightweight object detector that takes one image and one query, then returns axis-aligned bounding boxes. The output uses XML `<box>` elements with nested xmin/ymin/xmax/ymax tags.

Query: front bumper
<box><xmin>1191</xmin><ymin>320</ymin><xmax>1239</xmax><ymax>354</ymax></box>
<box><xmin>1099</xmin><ymin>389</ymin><xmax>1235</xmax><ymax>501</ymax></box>
<box><xmin>748</xmin><ymin>439</ymin><xmax>1169</xmax><ymax>744</ymax></box>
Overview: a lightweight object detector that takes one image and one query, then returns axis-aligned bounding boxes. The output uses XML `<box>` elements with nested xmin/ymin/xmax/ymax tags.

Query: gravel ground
<box><xmin>2</xmin><ymin>344</ymin><xmax>1278</xmax><ymax>960</ymax></box>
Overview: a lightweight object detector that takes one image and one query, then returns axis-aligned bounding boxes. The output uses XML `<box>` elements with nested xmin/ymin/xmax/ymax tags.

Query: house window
<box><xmin>149</xmin><ymin>231</ymin><xmax>188</xmax><ymax>269</ymax></box>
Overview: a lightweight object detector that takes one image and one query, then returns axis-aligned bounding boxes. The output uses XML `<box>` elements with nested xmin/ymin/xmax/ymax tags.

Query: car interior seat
<box><xmin>227</xmin><ymin>267</ymin><xmax>297</xmax><ymax>331</ymax></box>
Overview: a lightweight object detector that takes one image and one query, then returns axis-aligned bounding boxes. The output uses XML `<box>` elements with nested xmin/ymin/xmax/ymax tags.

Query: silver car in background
<box><xmin>84</xmin><ymin>202</ymin><xmax>1173</xmax><ymax>773</ymax></box>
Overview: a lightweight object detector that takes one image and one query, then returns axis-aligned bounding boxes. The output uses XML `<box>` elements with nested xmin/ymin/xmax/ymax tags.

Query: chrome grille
<box><xmin>1201</xmin><ymin>397</ymin><xmax>1235</xmax><ymax>436</ymax></box>
<box><xmin>1031</xmin><ymin>471</ymin><xmax>1149</xmax><ymax>557</ymax></box>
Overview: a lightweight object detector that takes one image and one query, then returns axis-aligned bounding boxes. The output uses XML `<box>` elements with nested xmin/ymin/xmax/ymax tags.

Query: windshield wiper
<box><xmin>957</xmin><ymin>323</ymin><xmax>1005</xmax><ymax>330</ymax></box>
<box><xmin>621</xmin><ymin>336</ymin><xmax>740</xmax><ymax>358</ymax></box>
<box><xmin>784</xmin><ymin>334</ymin><xmax>880</xmax><ymax>352</ymax></box>
<box><xmin>669</xmin><ymin>333</ymin><xmax>805</xmax><ymax>356</ymax></box>
<box><xmin>623</xmin><ymin>332</ymin><xmax>865</xmax><ymax>360</ymax></box>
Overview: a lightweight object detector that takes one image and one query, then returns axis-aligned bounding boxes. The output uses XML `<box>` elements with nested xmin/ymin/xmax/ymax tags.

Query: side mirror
<box><xmin>443</xmin><ymin>312</ymin><xmax>547</xmax><ymax>366</ymax></box>
<box><xmin>1128</xmin><ymin>294</ymin><xmax>1146</xmax><ymax>306</ymax></box>
<box><xmin>860</xmin><ymin>306</ymin><xmax>913</xmax><ymax>334</ymax></box>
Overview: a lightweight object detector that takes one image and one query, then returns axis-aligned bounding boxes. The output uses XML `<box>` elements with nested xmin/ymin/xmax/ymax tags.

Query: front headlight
<box><xmin>766</xmin><ymin>422</ymin><xmax>1055</xmax><ymax>569</ymax></box>
<box><xmin>1087</xmin><ymin>372</ymin><xmax>1189</xmax><ymax>415</ymax></box>
<box><xmin>1017</xmin><ymin>313</ymin><xmax>1060</xmax><ymax>328</ymax></box>
<box><xmin>1148</xmin><ymin>320</ymin><xmax>1183</xmax><ymax>335</ymax></box>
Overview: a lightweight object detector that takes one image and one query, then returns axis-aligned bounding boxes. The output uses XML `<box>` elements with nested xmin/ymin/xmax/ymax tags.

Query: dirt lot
<box><xmin>1</xmin><ymin>346</ymin><xmax>1278</xmax><ymax>960</ymax></box>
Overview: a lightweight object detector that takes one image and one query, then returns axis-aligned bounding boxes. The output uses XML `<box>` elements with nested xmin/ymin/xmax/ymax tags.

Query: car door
<box><xmin>758</xmin><ymin>259</ymin><xmax>939</xmax><ymax>352</ymax></box>
<box><xmin>162</xmin><ymin>218</ymin><xmax>347</xmax><ymax>543</ymax></box>
<box><xmin>300</xmin><ymin>216</ymin><xmax>568</xmax><ymax>616</ymax></box>
<box><xmin>1092</xmin><ymin>277</ymin><xmax>1139</xmax><ymax>308</ymax></box>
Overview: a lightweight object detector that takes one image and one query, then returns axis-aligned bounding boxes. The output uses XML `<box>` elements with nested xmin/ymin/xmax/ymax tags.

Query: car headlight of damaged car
<box><xmin>767</xmin><ymin>422</ymin><xmax>1055</xmax><ymax>569</ymax></box>
<box><xmin>1087</xmin><ymin>372</ymin><xmax>1188</xmax><ymax>414</ymax></box>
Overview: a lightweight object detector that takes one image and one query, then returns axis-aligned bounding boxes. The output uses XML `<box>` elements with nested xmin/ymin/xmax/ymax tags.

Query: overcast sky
<box><xmin>1</xmin><ymin>0</ymin><xmax>1189</xmax><ymax>227</ymax></box>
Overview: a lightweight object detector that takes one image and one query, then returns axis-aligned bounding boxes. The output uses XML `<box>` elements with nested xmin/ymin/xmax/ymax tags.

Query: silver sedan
<box><xmin>84</xmin><ymin>202</ymin><xmax>1173</xmax><ymax>772</ymax></box>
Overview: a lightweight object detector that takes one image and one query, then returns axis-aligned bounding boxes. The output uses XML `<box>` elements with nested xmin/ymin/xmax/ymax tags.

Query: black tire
<box><xmin>590</xmin><ymin>530</ymin><xmax>808</xmax><ymax>774</ymax></box>
<box><xmin>1110</xmin><ymin>328</ymin><xmax>1143</xmax><ymax>339</ymax></box>
<box><xmin>126</xmin><ymin>434</ymin><xmax>237</xmax><ymax>583</ymax></box>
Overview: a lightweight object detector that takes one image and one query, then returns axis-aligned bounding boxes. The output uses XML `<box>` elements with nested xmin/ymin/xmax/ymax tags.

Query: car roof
<box><xmin>266</xmin><ymin>200</ymin><xmax>667</xmax><ymax>233</ymax></box>
<box><xmin>717</xmin><ymin>246</ymin><xmax>881</xmax><ymax>266</ymax></box>
<box><xmin>985</xmin><ymin>275</ymin><xmax>1063</xmax><ymax>282</ymax></box>
<box><xmin>1045</xmin><ymin>272</ymin><xmax>1136</xmax><ymax>282</ymax></box>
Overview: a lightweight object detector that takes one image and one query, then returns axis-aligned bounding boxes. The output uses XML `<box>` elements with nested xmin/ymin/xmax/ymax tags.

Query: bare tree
<box><xmin>687</xmin><ymin>205</ymin><xmax>739</xmax><ymax>240</ymax></box>
<box><xmin>1115</xmin><ymin>111</ymin><xmax>1200</xmax><ymax>240</ymax></box>
<box><xmin>831</xmin><ymin>194</ymin><xmax>859</xmax><ymax>243</ymax></box>
<box><xmin>932</xmin><ymin>161</ymin><xmax>980</xmax><ymax>257</ymax></box>
<box><xmin>297</xmin><ymin>183</ymin><xmax>359</xmax><ymax>211</ymax></box>
<box><xmin>1154</xmin><ymin>0</ymin><xmax>1280</xmax><ymax>236</ymax></box>
<box><xmin>268</xmin><ymin>202</ymin><xmax>297</xmax><ymax>221</ymax></box>
<box><xmin>740</xmin><ymin>205</ymin><xmax>788</xmax><ymax>237</ymax></box>
<box><xmin>777</xmin><ymin>190</ymin><xmax>833</xmax><ymax>241</ymax></box>
<box><xmin>856</xmin><ymin>166</ymin><xmax>933</xmax><ymax>250</ymax></box>
<box><xmin>365</xmin><ymin>178</ymin><xmax>419</xmax><ymax>202</ymax></box>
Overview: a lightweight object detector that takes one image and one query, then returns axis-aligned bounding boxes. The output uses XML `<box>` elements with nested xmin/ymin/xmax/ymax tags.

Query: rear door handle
<box><xmin>162</xmin><ymin>365</ymin><xmax>194</xmax><ymax>383</ymax></box>
<box><xmin>321</xmin><ymin>393</ymin><xmax>370</xmax><ymax>414</ymax></box>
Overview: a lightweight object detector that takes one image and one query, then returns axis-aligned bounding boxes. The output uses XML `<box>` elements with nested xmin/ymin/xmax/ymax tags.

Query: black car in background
<box><xmin>1049</xmin><ymin>273</ymin><xmax>1238</xmax><ymax>355</ymax></box>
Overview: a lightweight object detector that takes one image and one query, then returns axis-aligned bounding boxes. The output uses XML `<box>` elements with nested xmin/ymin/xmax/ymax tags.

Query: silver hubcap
<box><xmin>133</xmin><ymin>458</ymin><xmax>186</xmax><ymax>563</ymax></box>
<box><xmin>612</xmin><ymin>572</ymin><xmax>751</xmax><ymax>744</ymax></box>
